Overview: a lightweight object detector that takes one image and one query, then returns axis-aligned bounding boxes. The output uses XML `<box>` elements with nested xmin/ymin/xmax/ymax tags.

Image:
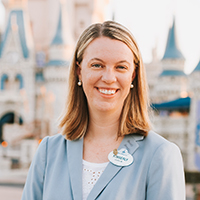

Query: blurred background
<box><xmin>0</xmin><ymin>0</ymin><xmax>200</xmax><ymax>199</ymax></box>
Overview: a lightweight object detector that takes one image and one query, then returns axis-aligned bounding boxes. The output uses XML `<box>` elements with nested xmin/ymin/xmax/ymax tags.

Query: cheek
<box><xmin>121</xmin><ymin>74</ymin><xmax>133</xmax><ymax>88</ymax></box>
<box><xmin>81</xmin><ymin>71</ymin><xmax>98</xmax><ymax>97</ymax></box>
<box><xmin>82</xmin><ymin>72</ymin><xmax>94</xmax><ymax>86</ymax></box>
<box><xmin>81</xmin><ymin>69</ymin><xmax>101</xmax><ymax>85</ymax></box>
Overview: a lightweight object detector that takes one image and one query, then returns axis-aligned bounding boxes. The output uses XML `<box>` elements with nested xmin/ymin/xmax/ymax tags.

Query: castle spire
<box><xmin>162</xmin><ymin>18</ymin><xmax>185</xmax><ymax>60</ymax></box>
<box><xmin>0</xmin><ymin>9</ymin><xmax>30</xmax><ymax>58</ymax></box>
<box><xmin>51</xmin><ymin>5</ymin><xmax>63</xmax><ymax>45</ymax></box>
<box><xmin>47</xmin><ymin>0</ymin><xmax>74</xmax><ymax>66</ymax></box>
<box><xmin>50</xmin><ymin>0</ymin><xmax>73</xmax><ymax>46</ymax></box>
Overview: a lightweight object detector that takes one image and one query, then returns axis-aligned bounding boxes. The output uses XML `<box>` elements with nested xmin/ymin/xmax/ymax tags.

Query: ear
<box><xmin>76</xmin><ymin>61</ymin><xmax>82</xmax><ymax>80</ymax></box>
<box><xmin>132</xmin><ymin>70</ymin><xmax>136</xmax><ymax>81</ymax></box>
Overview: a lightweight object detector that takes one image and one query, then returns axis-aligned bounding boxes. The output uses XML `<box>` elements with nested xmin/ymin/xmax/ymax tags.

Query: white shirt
<box><xmin>82</xmin><ymin>160</ymin><xmax>109</xmax><ymax>200</ymax></box>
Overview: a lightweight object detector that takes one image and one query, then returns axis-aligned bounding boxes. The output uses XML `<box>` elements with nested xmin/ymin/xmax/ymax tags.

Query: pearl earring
<box><xmin>130</xmin><ymin>83</ymin><xmax>134</xmax><ymax>88</ymax></box>
<box><xmin>78</xmin><ymin>80</ymin><xmax>82</xmax><ymax>86</ymax></box>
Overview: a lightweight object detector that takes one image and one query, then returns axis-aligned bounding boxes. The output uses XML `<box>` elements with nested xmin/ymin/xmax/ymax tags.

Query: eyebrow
<box><xmin>89</xmin><ymin>58</ymin><xmax>131</xmax><ymax>65</ymax></box>
<box><xmin>89</xmin><ymin>58</ymin><xmax>104</xmax><ymax>62</ymax></box>
<box><xmin>117</xmin><ymin>60</ymin><xmax>131</xmax><ymax>64</ymax></box>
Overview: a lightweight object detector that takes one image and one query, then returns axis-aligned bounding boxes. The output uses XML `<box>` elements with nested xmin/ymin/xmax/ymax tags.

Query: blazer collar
<box><xmin>67</xmin><ymin>134</ymin><xmax>144</xmax><ymax>200</ymax></box>
<box><xmin>87</xmin><ymin>134</ymin><xmax>144</xmax><ymax>200</ymax></box>
<box><xmin>67</xmin><ymin>138</ymin><xmax>83</xmax><ymax>200</ymax></box>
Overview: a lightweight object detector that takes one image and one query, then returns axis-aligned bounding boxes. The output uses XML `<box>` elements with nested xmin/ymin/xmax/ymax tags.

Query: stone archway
<box><xmin>0</xmin><ymin>112</ymin><xmax>23</xmax><ymax>142</ymax></box>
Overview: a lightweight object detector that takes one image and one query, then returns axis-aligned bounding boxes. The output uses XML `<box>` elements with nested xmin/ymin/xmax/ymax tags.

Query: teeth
<box><xmin>98</xmin><ymin>89</ymin><xmax>116</xmax><ymax>95</ymax></box>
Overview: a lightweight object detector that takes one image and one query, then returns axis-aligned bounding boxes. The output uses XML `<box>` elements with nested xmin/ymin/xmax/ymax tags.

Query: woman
<box><xmin>22</xmin><ymin>21</ymin><xmax>185</xmax><ymax>200</ymax></box>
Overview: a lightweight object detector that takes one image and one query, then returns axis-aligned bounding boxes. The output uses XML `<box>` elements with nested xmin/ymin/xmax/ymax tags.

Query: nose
<box><xmin>101</xmin><ymin>68</ymin><xmax>117</xmax><ymax>83</ymax></box>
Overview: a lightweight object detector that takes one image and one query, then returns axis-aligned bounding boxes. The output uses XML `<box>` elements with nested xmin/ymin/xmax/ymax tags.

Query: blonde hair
<box><xmin>59</xmin><ymin>21</ymin><xmax>151</xmax><ymax>140</ymax></box>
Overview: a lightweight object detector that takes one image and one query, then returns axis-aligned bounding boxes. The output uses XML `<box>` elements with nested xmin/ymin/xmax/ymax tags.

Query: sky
<box><xmin>0</xmin><ymin>0</ymin><xmax>200</xmax><ymax>74</ymax></box>
<box><xmin>105</xmin><ymin>0</ymin><xmax>200</xmax><ymax>74</ymax></box>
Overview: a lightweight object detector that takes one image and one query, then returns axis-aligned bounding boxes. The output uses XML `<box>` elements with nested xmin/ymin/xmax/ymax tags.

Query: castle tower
<box><xmin>0</xmin><ymin>0</ymin><xmax>109</xmax><ymax>138</ymax></box>
<box><xmin>41</xmin><ymin>1</ymin><xmax>72</xmax><ymax>136</ymax></box>
<box><xmin>161</xmin><ymin>18</ymin><xmax>185</xmax><ymax>71</ymax></box>
<box><xmin>48</xmin><ymin>1</ymin><xmax>74</xmax><ymax>63</ymax></box>
<box><xmin>155</xmin><ymin>18</ymin><xmax>188</xmax><ymax>102</ymax></box>
<box><xmin>0</xmin><ymin>0</ymin><xmax>35</xmax><ymax>142</ymax></box>
<box><xmin>145</xmin><ymin>43</ymin><xmax>162</xmax><ymax>102</ymax></box>
<box><xmin>40</xmin><ymin>0</ymin><xmax>108</xmax><ymax>136</ymax></box>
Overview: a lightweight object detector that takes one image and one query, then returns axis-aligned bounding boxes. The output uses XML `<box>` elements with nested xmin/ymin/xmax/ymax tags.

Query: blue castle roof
<box><xmin>46</xmin><ymin>60</ymin><xmax>69</xmax><ymax>66</ymax></box>
<box><xmin>159</xmin><ymin>69</ymin><xmax>186</xmax><ymax>77</ymax></box>
<box><xmin>51</xmin><ymin>6</ymin><xmax>64</xmax><ymax>45</ymax></box>
<box><xmin>162</xmin><ymin>19</ymin><xmax>184</xmax><ymax>60</ymax></box>
<box><xmin>0</xmin><ymin>10</ymin><xmax>29</xmax><ymax>58</ymax></box>
<box><xmin>152</xmin><ymin>97</ymin><xmax>190</xmax><ymax>111</ymax></box>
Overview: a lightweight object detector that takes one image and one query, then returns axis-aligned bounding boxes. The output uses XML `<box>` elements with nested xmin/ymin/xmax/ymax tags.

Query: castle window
<box><xmin>1</xmin><ymin>74</ymin><xmax>9</xmax><ymax>90</ymax></box>
<box><xmin>15</xmin><ymin>74</ymin><xmax>24</xmax><ymax>89</ymax></box>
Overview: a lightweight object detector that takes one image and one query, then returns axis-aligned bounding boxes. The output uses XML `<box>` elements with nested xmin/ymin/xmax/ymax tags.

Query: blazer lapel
<box><xmin>87</xmin><ymin>134</ymin><xmax>144</xmax><ymax>200</ymax></box>
<box><xmin>67</xmin><ymin>138</ymin><xmax>83</xmax><ymax>200</ymax></box>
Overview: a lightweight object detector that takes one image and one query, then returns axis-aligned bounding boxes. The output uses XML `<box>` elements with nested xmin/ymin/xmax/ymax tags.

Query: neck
<box><xmin>83</xmin><ymin>109</ymin><xmax>124</xmax><ymax>163</ymax></box>
<box><xmin>86</xmin><ymin>108</ymin><xmax>122</xmax><ymax>141</ymax></box>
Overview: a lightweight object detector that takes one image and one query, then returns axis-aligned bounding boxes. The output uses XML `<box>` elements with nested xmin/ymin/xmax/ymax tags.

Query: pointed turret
<box><xmin>47</xmin><ymin>1</ymin><xmax>74</xmax><ymax>67</ymax></box>
<box><xmin>0</xmin><ymin>0</ymin><xmax>34</xmax><ymax>59</ymax></box>
<box><xmin>160</xmin><ymin>18</ymin><xmax>186</xmax><ymax>77</ymax></box>
<box><xmin>154</xmin><ymin>18</ymin><xmax>188</xmax><ymax>102</ymax></box>
<box><xmin>162</xmin><ymin>19</ymin><xmax>185</xmax><ymax>60</ymax></box>
<box><xmin>51</xmin><ymin>6</ymin><xmax>63</xmax><ymax>45</ymax></box>
<box><xmin>0</xmin><ymin>10</ymin><xmax>29</xmax><ymax>58</ymax></box>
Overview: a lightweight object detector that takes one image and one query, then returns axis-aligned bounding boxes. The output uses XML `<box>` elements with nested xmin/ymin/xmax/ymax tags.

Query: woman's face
<box><xmin>77</xmin><ymin>36</ymin><xmax>135</xmax><ymax>115</ymax></box>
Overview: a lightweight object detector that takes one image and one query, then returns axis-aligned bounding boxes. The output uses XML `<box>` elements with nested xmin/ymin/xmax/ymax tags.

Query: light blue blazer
<box><xmin>22</xmin><ymin>131</ymin><xmax>185</xmax><ymax>200</ymax></box>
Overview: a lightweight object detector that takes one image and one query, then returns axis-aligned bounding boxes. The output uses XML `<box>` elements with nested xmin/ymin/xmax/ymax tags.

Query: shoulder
<box><xmin>41</xmin><ymin>133</ymin><xmax>66</xmax><ymax>146</ymax></box>
<box><xmin>38</xmin><ymin>133</ymin><xmax>67</xmax><ymax>156</ymax></box>
<box><xmin>138</xmin><ymin>130</ymin><xmax>182</xmax><ymax>159</ymax></box>
<box><xmin>143</xmin><ymin>131</ymin><xmax>185</xmax><ymax>199</ymax></box>
<box><xmin>145</xmin><ymin>130</ymin><xmax>171</xmax><ymax>144</ymax></box>
<box><xmin>140</xmin><ymin>131</ymin><xmax>184</xmax><ymax>177</ymax></box>
<box><xmin>144</xmin><ymin>130</ymin><xmax>179</xmax><ymax>150</ymax></box>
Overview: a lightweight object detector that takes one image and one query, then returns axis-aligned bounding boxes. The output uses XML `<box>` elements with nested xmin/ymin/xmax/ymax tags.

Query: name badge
<box><xmin>108</xmin><ymin>148</ymin><xmax>133</xmax><ymax>167</ymax></box>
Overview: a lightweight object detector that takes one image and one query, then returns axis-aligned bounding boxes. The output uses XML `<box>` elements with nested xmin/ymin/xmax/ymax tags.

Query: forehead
<box><xmin>82</xmin><ymin>37</ymin><xmax>134</xmax><ymax>62</ymax></box>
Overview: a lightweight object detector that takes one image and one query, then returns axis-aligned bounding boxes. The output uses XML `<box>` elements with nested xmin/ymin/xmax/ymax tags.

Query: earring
<box><xmin>130</xmin><ymin>83</ymin><xmax>134</xmax><ymax>88</ymax></box>
<box><xmin>77</xmin><ymin>80</ymin><xmax>82</xmax><ymax>86</ymax></box>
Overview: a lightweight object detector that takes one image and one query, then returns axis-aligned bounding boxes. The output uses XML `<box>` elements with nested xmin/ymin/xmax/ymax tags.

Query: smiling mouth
<box><xmin>98</xmin><ymin>88</ymin><xmax>117</xmax><ymax>95</ymax></box>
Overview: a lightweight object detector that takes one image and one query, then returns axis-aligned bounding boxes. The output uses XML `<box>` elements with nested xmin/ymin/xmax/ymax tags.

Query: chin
<box><xmin>93</xmin><ymin>102</ymin><xmax>122</xmax><ymax>113</ymax></box>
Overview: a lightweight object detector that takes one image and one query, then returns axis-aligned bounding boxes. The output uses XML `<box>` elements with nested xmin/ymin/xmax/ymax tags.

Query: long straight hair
<box><xmin>59</xmin><ymin>21</ymin><xmax>151</xmax><ymax>140</ymax></box>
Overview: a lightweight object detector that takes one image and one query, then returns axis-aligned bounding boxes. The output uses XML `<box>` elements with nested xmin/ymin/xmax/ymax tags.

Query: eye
<box><xmin>91</xmin><ymin>64</ymin><xmax>102</xmax><ymax>68</ymax></box>
<box><xmin>117</xmin><ymin>65</ymin><xmax>127</xmax><ymax>70</ymax></box>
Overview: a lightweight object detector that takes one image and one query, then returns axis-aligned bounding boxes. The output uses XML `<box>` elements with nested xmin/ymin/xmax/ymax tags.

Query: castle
<box><xmin>0</xmin><ymin>0</ymin><xmax>108</xmax><ymax>167</ymax></box>
<box><xmin>0</xmin><ymin>0</ymin><xmax>200</xmax><ymax>185</ymax></box>
<box><xmin>145</xmin><ymin>18</ymin><xmax>200</xmax><ymax>175</ymax></box>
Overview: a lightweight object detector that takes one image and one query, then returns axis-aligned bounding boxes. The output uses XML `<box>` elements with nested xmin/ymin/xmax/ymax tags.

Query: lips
<box><xmin>98</xmin><ymin>88</ymin><xmax>117</xmax><ymax>95</ymax></box>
